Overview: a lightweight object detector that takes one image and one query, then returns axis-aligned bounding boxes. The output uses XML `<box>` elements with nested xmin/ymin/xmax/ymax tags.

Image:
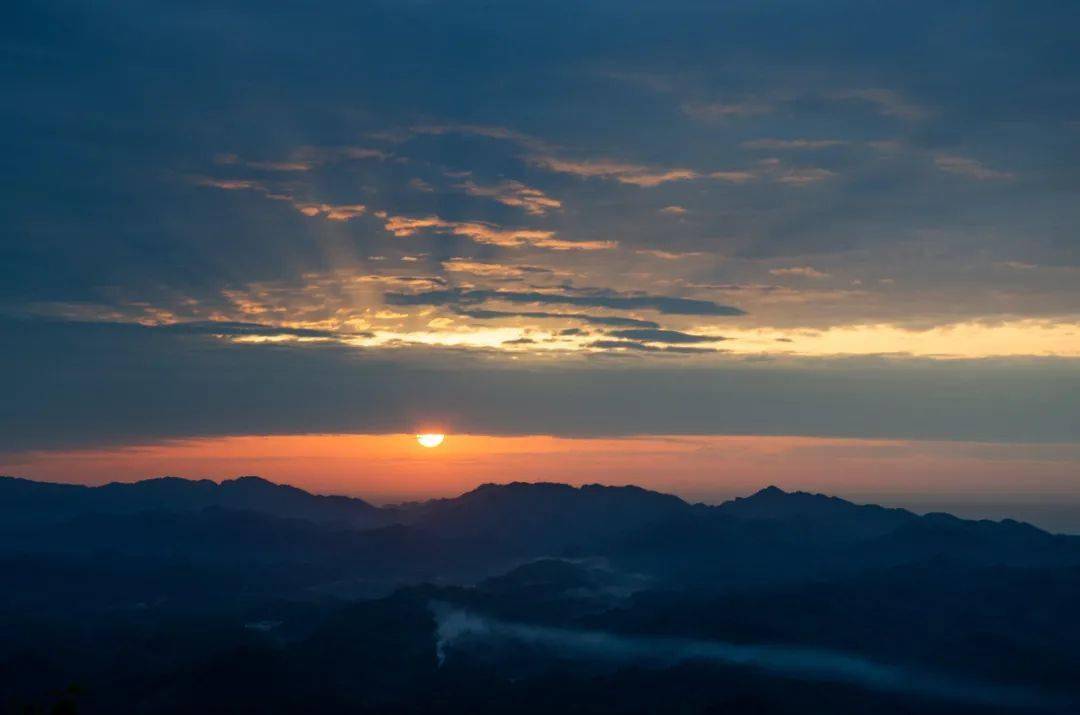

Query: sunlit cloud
<box><xmin>294</xmin><ymin>202</ymin><xmax>367</xmax><ymax>221</ymax></box>
<box><xmin>442</xmin><ymin>259</ymin><xmax>561</xmax><ymax>279</ymax></box>
<box><xmin>214</xmin><ymin>145</ymin><xmax>388</xmax><ymax>171</ymax></box>
<box><xmin>585</xmin><ymin>339</ymin><xmax>717</xmax><ymax>354</ymax></box>
<box><xmin>381</xmin><ymin>214</ymin><xmax>616</xmax><ymax>250</ymax></box>
<box><xmin>707</xmin><ymin>170</ymin><xmax>759</xmax><ymax>183</ymax></box>
<box><xmin>195</xmin><ymin>177</ymin><xmax>263</xmax><ymax>191</ymax></box>
<box><xmin>456</xmin><ymin>179</ymin><xmax>562</xmax><ymax>215</ymax></box>
<box><xmin>526</xmin><ymin>154</ymin><xmax>701</xmax><ymax>187</ymax></box>
<box><xmin>607</xmin><ymin>328</ymin><xmax>722</xmax><ymax>344</ymax></box>
<box><xmin>193</xmin><ymin>175</ymin><xmax>368</xmax><ymax>221</ymax></box>
<box><xmin>712</xmin><ymin>320</ymin><xmax>1080</xmax><ymax>358</ymax></box>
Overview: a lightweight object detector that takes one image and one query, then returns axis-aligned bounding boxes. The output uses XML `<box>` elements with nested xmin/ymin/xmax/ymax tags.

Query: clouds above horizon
<box><xmin>2</xmin><ymin>0</ymin><xmax>1079</xmax><ymax>448</ymax></box>
<box><xmin>383</xmin><ymin>288</ymin><xmax>746</xmax><ymax>316</ymax></box>
<box><xmin>2</xmin><ymin>319</ymin><xmax>1077</xmax><ymax>453</ymax></box>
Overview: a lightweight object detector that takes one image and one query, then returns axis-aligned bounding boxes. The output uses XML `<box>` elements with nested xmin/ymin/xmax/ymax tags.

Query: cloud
<box><xmin>294</xmin><ymin>203</ymin><xmax>367</xmax><ymax>221</ymax></box>
<box><xmin>215</xmin><ymin>146</ymin><xmax>388</xmax><ymax>171</ymax></box>
<box><xmin>3</xmin><ymin>319</ymin><xmax>1079</xmax><ymax>452</ymax></box>
<box><xmin>527</xmin><ymin>155</ymin><xmax>700</xmax><ymax>187</ymax></box>
<box><xmin>382</xmin><ymin>215</ymin><xmax>615</xmax><ymax>250</ymax></box>
<box><xmin>386</xmin><ymin>288</ymin><xmax>746</xmax><ymax>316</ymax></box>
<box><xmin>151</xmin><ymin>321</ymin><xmax>371</xmax><ymax>339</ymax></box>
<box><xmin>659</xmin><ymin>206</ymin><xmax>688</xmax><ymax>215</ymax></box>
<box><xmin>457</xmin><ymin>179</ymin><xmax>562</xmax><ymax>215</ymax></box>
<box><xmin>527</xmin><ymin>155</ymin><xmax>762</xmax><ymax>187</ymax></box>
<box><xmin>442</xmin><ymin>260</ymin><xmax>557</xmax><ymax>279</ymax></box>
<box><xmin>7</xmin><ymin>0</ymin><xmax>1080</xmax><ymax>459</ymax></box>
<box><xmin>615</xmin><ymin>169</ymin><xmax>701</xmax><ymax>187</ymax></box>
<box><xmin>769</xmin><ymin>266</ymin><xmax>831</xmax><ymax>279</ymax></box>
<box><xmin>194</xmin><ymin>177</ymin><xmax>263</xmax><ymax>191</ymax></box>
<box><xmin>243</xmin><ymin>161</ymin><xmax>313</xmax><ymax>172</ymax></box>
<box><xmin>292</xmin><ymin>146</ymin><xmax>389</xmax><ymax>163</ymax></box>
<box><xmin>455</xmin><ymin>308</ymin><xmax>661</xmax><ymax>329</ymax></box>
<box><xmin>587</xmin><ymin>339</ymin><xmax>717</xmax><ymax>354</ymax></box>
<box><xmin>934</xmin><ymin>155</ymin><xmax>1015</xmax><ymax>180</ymax></box>
<box><xmin>635</xmin><ymin>249</ymin><xmax>707</xmax><ymax>260</ymax></box>
<box><xmin>707</xmin><ymin>170</ymin><xmax>758</xmax><ymax>183</ymax></box>
<box><xmin>193</xmin><ymin>176</ymin><xmax>368</xmax><ymax>221</ymax></box>
<box><xmin>607</xmin><ymin>329</ymin><xmax>722</xmax><ymax>344</ymax></box>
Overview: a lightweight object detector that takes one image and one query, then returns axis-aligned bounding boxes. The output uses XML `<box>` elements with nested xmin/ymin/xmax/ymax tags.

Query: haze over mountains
<box><xmin>3</xmin><ymin>475</ymin><xmax>1080</xmax><ymax>713</ymax></box>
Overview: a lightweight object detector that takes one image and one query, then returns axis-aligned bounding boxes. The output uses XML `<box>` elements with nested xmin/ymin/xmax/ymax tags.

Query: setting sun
<box><xmin>416</xmin><ymin>433</ymin><xmax>445</xmax><ymax>448</ymax></box>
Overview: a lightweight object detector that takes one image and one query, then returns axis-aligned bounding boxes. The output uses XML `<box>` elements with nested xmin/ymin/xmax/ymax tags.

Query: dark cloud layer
<box><xmin>587</xmin><ymin>340</ymin><xmax>717</xmax><ymax>354</ymax></box>
<box><xmin>607</xmin><ymin>329</ymin><xmax>720</xmax><ymax>344</ymax></box>
<box><xmin>2</xmin><ymin>320</ymin><xmax>1077</xmax><ymax>453</ymax></box>
<box><xmin>2</xmin><ymin>0</ymin><xmax>1078</xmax><ymax>451</ymax></box>
<box><xmin>156</xmin><ymin>321</ymin><xmax>371</xmax><ymax>339</ymax></box>
<box><xmin>387</xmin><ymin>289</ymin><xmax>745</xmax><ymax>316</ymax></box>
<box><xmin>454</xmin><ymin>309</ymin><xmax>660</xmax><ymax>329</ymax></box>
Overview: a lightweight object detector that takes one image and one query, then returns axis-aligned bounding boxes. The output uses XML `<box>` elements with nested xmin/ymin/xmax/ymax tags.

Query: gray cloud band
<box><xmin>2</xmin><ymin>320</ymin><xmax>1076</xmax><ymax>453</ymax></box>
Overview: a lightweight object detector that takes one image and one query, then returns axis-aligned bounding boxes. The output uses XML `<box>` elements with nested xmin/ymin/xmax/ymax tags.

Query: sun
<box><xmin>416</xmin><ymin>433</ymin><xmax>445</xmax><ymax>448</ymax></box>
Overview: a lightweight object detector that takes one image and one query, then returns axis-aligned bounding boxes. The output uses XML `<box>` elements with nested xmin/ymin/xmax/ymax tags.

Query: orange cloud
<box><xmin>382</xmin><ymin>214</ymin><xmax>616</xmax><ymax>250</ymax></box>
<box><xmin>457</xmin><ymin>179</ymin><xmax>562</xmax><ymax>215</ymax></box>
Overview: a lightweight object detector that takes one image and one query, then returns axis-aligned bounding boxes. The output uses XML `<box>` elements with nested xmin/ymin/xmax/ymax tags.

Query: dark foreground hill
<box><xmin>2</xmin><ymin>476</ymin><xmax>1079</xmax><ymax>713</ymax></box>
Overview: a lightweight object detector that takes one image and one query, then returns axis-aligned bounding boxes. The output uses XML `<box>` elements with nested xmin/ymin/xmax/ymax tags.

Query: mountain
<box><xmin>708</xmin><ymin>485</ymin><xmax>920</xmax><ymax>543</ymax></box>
<box><xmin>717</xmin><ymin>485</ymin><xmax>913</xmax><ymax>523</ymax></box>
<box><xmin>5</xmin><ymin>476</ymin><xmax>1077</xmax><ymax>576</ymax></box>
<box><xmin>0</xmin><ymin>474</ymin><xmax>391</xmax><ymax>529</ymax></box>
<box><xmin>398</xmin><ymin>481</ymin><xmax>692</xmax><ymax>556</ymax></box>
<box><xmin>4</xmin><ymin>476</ymin><xmax>1080</xmax><ymax>713</ymax></box>
<box><xmin>4</xmin><ymin>475</ymin><xmax>1078</xmax><ymax>594</ymax></box>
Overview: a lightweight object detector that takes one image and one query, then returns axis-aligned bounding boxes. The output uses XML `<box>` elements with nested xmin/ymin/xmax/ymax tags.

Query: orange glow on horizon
<box><xmin>3</xmin><ymin>433</ymin><xmax>1079</xmax><ymax>506</ymax></box>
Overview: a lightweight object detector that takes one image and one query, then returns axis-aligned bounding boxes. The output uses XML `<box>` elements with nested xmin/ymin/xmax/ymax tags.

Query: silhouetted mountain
<box><xmin>5</xmin><ymin>476</ymin><xmax>1080</xmax><ymax>713</ymax></box>
<box><xmin>0</xmin><ymin>474</ymin><xmax>391</xmax><ymax>528</ymax></box>
<box><xmin>399</xmin><ymin>482</ymin><xmax>691</xmax><ymax>558</ymax></box>
<box><xmin>708</xmin><ymin>485</ymin><xmax>916</xmax><ymax>544</ymax></box>
<box><xmin>5</xmin><ymin>476</ymin><xmax>1078</xmax><ymax>584</ymax></box>
<box><xmin>719</xmin><ymin>484</ymin><xmax>913</xmax><ymax>522</ymax></box>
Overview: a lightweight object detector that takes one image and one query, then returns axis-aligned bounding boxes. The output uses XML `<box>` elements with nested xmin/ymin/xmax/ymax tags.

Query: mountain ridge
<box><xmin>0</xmin><ymin>474</ymin><xmax>1058</xmax><ymax>537</ymax></box>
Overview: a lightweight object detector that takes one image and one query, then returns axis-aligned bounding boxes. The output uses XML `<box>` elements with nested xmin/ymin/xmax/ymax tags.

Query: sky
<box><xmin>2</xmin><ymin>1</ymin><xmax>1079</xmax><ymax>525</ymax></box>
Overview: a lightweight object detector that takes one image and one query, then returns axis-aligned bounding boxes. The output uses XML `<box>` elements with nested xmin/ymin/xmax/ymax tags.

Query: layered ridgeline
<box><xmin>2</xmin><ymin>475</ymin><xmax>1077</xmax><ymax>584</ymax></box>
<box><xmin>3</xmin><ymin>476</ymin><xmax>1080</xmax><ymax>713</ymax></box>
<box><xmin>2</xmin><ymin>479</ymin><xmax>1080</xmax><ymax>600</ymax></box>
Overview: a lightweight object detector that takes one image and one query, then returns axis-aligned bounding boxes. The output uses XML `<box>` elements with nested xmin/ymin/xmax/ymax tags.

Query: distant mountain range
<box><xmin>3</xmin><ymin>474</ymin><xmax>1077</xmax><ymax>586</ymax></box>
<box><xmin>3</xmin><ymin>475</ymin><xmax>1080</xmax><ymax>713</ymax></box>
<box><xmin>0</xmin><ymin>474</ymin><xmax>388</xmax><ymax>528</ymax></box>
